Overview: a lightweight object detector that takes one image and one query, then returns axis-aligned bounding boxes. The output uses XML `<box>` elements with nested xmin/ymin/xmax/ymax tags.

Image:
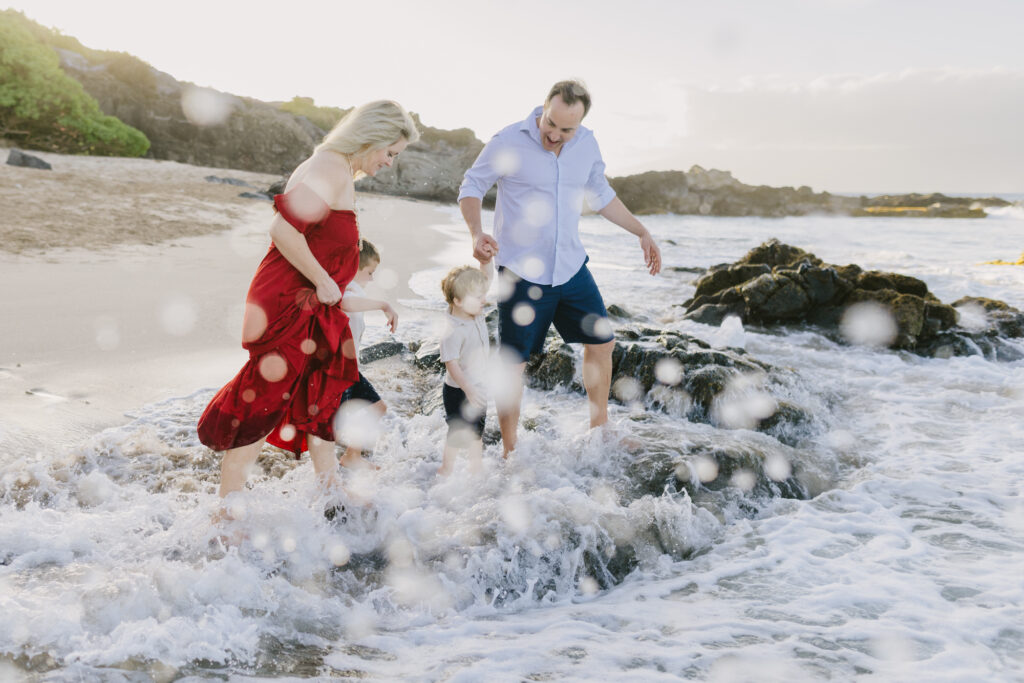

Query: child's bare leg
<box><xmin>467</xmin><ymin>437</ymin><xmax>483</xmax><ymax>474</ymax></box>
<box><xmin>308</xmin><ymin>436</ymin><xmax>342</xmax><ymax>492</ymax></box>
<box><xmin>439</xmin><ymin>442</ymin><xmax>457</xmax><ymax>477</ymax></box>
<box><xmin>340</xmin><ymin>401</ymin><xmax>386</xmax><ymax>469</ymax></box>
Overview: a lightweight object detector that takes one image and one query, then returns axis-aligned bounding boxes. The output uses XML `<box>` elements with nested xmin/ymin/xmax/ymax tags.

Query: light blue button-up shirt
<box><xmin>458</xmin><ymin>106</ymin><xmax>617</xmax><ymax>286</ymax></box>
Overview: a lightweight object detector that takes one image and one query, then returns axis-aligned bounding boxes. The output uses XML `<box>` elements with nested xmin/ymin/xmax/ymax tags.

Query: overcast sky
<box><xmin>10</xmin><ymin>0</ymin><xmax>1024</xmax><ymax>193</ymax></box>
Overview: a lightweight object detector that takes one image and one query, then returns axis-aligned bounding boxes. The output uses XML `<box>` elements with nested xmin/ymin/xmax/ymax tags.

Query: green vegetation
<box><xmin>278</xmin><ymin>96</ymin><xmax>350</xmax><ymax>132</ymax></box>
<box><xmin>0</xmin><ymin>9</ymin><xmax>149</xmax><ymax>156</ymax></box>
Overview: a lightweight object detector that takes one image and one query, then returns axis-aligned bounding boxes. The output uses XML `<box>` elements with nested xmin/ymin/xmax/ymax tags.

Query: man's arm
<box><xmin>460</xmin><ymin>197</ymin><xmax>498</xmax><ymax>263</ymax></box>
<box><xmin>458</xmin><ymin>134</ymin><xmax>505</xmax><ymax>264</ymax></box>
<box><xmin>598</xmin><ymin>197</ymin><xmax>662</xmax><ymax>276</ymax></box>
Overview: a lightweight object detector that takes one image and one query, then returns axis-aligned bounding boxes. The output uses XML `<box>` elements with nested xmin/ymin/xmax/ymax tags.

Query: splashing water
<box><xmin>3</xmin><ymin>211</ymin><xmax>1024</xmax><ymax>679</ymax></box>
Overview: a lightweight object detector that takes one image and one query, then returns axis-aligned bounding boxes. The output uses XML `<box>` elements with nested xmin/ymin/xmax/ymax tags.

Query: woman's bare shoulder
<box><xmin>285</xmin><ymin>151</ymin><xmax>354</xmax><ymax>210</ymax></box>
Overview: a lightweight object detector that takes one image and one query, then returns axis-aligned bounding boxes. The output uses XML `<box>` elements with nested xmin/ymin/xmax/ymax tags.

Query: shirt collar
<box><xmin>445</xmin><ymin>311</ymin><xmax>478</xmax><ymax>325</ymax></box>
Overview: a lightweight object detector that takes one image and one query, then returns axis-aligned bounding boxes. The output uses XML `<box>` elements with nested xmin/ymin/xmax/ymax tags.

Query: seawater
<box><xmin>1</xmin><ymin>209</ymin><xmax>1023</xmax><ymax>681</ymax></box>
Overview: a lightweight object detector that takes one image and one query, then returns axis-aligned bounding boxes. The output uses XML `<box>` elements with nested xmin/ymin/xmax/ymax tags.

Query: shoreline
<box><xmin>0</xmin><ymin>149</ymin><xmax>462</xmax><ymax>459</ymax></box>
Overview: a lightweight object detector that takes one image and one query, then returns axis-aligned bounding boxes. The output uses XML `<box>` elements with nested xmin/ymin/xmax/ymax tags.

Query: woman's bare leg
<box><xmin>309</xmin><ymin>435</ymin><xmax>342</xmax><ymax>492</ymax></box>
<box><xmin>218</xmin><ymin>438</ymin><xmax>266</xmax><ymax>498</ymax></box>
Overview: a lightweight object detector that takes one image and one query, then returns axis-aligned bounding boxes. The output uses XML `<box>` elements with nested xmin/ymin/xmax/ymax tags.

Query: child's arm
<box><xmin>340</xmin><ymin>295</ymin><xmax>398</xmax><ymax>332</ymax></box>
<box><xmin>477</xmin><ymin>258</ymin><xmax>494</xmax><ymax>288</ymax></box>
<box><xmin>444</xmin><ymin>360</ymin><xmax>485</xmax><ymax>407</ymax></box>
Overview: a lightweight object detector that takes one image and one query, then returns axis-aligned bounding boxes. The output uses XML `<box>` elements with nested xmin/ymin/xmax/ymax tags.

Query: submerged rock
<box><xmin>683</xmin><ymin>239</ymin><xmax>1024</xmax><ymax>357</ymax></box>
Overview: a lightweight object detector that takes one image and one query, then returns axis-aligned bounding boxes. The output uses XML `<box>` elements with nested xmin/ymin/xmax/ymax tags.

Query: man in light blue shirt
<box><xmin>458</xmin><ymin>80</ymin><xmax>662</xmax><ymax>456</ymax></box>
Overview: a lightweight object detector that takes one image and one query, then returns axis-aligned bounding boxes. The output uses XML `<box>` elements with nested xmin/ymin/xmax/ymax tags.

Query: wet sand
<box><xmin>0</xmin><ymin>147</ymin><xmax>461</xmax><ymax>457</ymax></box>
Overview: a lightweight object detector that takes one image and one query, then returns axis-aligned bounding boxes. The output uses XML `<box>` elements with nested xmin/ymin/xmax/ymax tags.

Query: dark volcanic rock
<box><xmin>683</xmin><ymin>239</ymin><xmax>1024</xmax><ymax>357</ymax></box>
<box><xmin>360</xmin><ymin>341</ymin><xmax>408</xmax><ymax>364</ymax></box>
<box><xmin>238</xmin><ymin>192</ymin><xmax>272</xmax><ymax>201</ymax></box>
<box><xmin>6</xmin><ymin>149</ymin><xmax>51</xmax><ymax>170</ymax></box>
<box><xmin>519</xmin><ymin>330</ymin><xmax>810</xmax><ymax>439</ymax></box>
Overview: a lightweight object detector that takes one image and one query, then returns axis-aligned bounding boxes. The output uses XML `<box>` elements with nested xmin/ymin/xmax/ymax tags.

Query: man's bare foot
<box><xmin>593</xmin><ymin>423</ymin><xmax>643</xmax><ymax>453</ymax></box>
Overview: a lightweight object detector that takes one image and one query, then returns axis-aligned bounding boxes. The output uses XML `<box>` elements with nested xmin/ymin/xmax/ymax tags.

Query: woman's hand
<box><xmin>381</xmin><ymin>302</ymin><xmax>398</xmax><ymax>332</ymax></box>
<box><xmin>315</xmin><ymin>278</ymin><xmax>343</xmax><ymax>306</ymax></box>
<box><xmin>465</xmin><ymin>386</ymin><xmax>486</xmax><ymax>411</ymax></box>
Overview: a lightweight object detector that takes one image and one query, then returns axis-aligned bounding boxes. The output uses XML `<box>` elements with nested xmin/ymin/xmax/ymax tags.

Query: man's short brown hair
<box><xmin>545</xmin><ymin>80</ymin><xmax>591</xmax><ymax>117</ymax></box>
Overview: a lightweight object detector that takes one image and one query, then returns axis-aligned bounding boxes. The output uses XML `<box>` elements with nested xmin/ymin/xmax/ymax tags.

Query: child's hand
<box><xmin>381</xmin><ymin>302</ymin><xmax>398</xmax><ymax>332</ymax></box>
<box><xmin>465</xmin><ymin>386</ymin><xmax>486</xmax><ymax>410</ymax></box>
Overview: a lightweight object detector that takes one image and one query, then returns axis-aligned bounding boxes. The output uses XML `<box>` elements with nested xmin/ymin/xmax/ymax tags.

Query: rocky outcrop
<box><xmin>355</xmin><ymin>120</ymin><xmax>491</xmax><ymax>204</ymax></box>
<box><xmin>608</xmin><ymin>167</ymin><xmax>1012</xmax><ymax>218</ymax></box>
<box><xmin>55</xmin><ymin>48</ymin><xmax>319</xmax><ymax>175</ymax></box>
<box><xmin>522</xmin><ymin>327</ymin><xmax>814</xmax><ymax>445</ymax></box>
<box><xmin>609</xmin><ymin>166</ymin><xmax>863</xmax><ymax>217</ymax></box>
<box><xmin>683</xmin><ymin>239</ymin><xmax>1024</xmax><ymax>359</ymax></box>
<box><xmin>45</xmin><ymin>39</ymin><xmax>1011</xmax><ymax>214</ymax></box>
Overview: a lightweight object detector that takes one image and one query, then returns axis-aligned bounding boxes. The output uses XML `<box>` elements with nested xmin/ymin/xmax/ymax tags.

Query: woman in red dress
<box><xmin>197</xmin><ymin>100</ymin><xmax>416</xmax><ymax>505</ymax></box>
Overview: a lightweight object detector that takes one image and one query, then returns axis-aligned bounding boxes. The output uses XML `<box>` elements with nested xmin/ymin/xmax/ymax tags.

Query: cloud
<box><xmin>625</xmin><ymin>68</ymin><xmax>1024</xmax><ymax>193</ymax></box>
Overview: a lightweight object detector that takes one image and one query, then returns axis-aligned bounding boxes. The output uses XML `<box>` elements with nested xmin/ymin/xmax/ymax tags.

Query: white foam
<box><xmin>3</xmin><ymin>210</ymin><xmax>1024</xmax><ymax>678</ymax></box>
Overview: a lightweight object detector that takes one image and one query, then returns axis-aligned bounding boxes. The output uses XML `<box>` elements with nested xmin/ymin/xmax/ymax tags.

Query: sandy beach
<box><xmin>0</xmin><ymin>147</ymin><xmax>458</xmax><ymax>458</ymax></box>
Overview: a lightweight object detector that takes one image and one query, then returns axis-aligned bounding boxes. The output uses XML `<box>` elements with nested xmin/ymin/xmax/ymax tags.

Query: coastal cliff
<box><xmin>2</xmin><ymin>9</ymin><xmax>1012</xmax><ymax>217</ymax></box>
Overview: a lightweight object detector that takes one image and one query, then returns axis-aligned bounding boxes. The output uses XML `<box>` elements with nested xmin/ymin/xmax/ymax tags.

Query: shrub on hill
<box><xmin>277</xmin><ymin>96</ymin><xmax>349</xmax><ymax>133</ymax></box>
<box><xmin>0</xmin><ymin>9</ymin><xmax>149</xmax><ymax>156</ymax></box>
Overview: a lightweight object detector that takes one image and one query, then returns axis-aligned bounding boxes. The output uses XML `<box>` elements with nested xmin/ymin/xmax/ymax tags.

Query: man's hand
<box><xmin>473</xmin><ymin>234</ymin><xmax>499</xmax><ymax>263</ymax></box>
<box><xmin>640</xmin><ymin>231</ymin><xmax>661</xmax><ymax>276</ymax></box>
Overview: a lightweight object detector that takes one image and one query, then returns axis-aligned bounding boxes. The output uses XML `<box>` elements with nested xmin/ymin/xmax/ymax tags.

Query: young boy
<box><xmin>438</xmin><ymin>260</ymin><xmax>493</xmax><ymax>476</ymax></box>
<box><xmin>337</xmin><ymin>239</ymin><xmax>397</xmax><ymax>469</ymax></box>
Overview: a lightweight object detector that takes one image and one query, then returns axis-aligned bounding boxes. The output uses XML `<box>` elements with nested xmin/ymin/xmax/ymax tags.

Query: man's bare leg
<box><xmin>582</xmin><ymin>340</ymin><xmax>615</xmax><ymax>428</ymax></box>
<box><xmin>496</xmin><ymin>361</ymin><xmax>526</xmax><ymax>457</ymax></box>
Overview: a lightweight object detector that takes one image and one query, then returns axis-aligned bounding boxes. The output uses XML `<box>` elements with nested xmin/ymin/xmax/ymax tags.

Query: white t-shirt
<box><xmin>439</xmin><ymin>311</ymin><xmax>490</xmax><ymax>390</ymax></box>
<box><xmin>344</xmin><ymin>280</ymin><xmax>366</xmax><ymax>354</ymax></box>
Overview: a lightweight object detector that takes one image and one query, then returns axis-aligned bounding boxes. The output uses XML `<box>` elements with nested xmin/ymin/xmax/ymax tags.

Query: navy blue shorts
<box><xmin>497</xmin><ymin>260</ymin><xmax>614</xmax><ymax>362</ymax></box>
<box><xmin>443</xmin><ymin>384</ymin><xmax>486</xmax><ymax>438</ymax></box>
<box><xmin>340</xmin><ymin>372</ymin><xmax>381</xmax><ymax>405</ymax></box>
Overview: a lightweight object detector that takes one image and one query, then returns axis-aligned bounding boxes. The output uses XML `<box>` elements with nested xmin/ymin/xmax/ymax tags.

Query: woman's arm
<box><xmin>271</xmin><ymin>154</ymin><xmax>355</xmax><ymax>305</ymax></box>
<box><xmin>269</xmin><ymin>214</ymin><xmax>342</xmax><ymax>304</ymax></box>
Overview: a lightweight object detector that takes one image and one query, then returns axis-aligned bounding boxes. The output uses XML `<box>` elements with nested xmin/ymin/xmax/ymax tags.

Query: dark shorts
<box><xmin>340</xmin><ymin>372</ymin><xmax>381</xmax><ymax>405</ymax></box>
<box><xmin>442</xmin><ymin>384</ymin><xmax>485</xmax><ymax>438</ymax></box>
<box><xmin>497</xmin><ymin>259</ymin><xmax>614</xmax><ymax>362</ymax></box>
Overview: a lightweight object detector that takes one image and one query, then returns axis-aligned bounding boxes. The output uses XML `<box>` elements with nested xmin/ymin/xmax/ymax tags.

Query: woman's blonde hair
<box><xmin>316</xmin><ymin>100</ymin><xmax>420</xmax><ymax>161</ymax></box>
<box><xmin>441</xmin><ymin>266</ymin><xmax>489</xmax><ymax>308</ymax></box>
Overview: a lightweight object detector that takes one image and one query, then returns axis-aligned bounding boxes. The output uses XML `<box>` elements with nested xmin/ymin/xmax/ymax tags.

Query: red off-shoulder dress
<box><xmin>197</xmin><ymin>184</ymin><xmax>360</xmax><ymax>455</ymax></box>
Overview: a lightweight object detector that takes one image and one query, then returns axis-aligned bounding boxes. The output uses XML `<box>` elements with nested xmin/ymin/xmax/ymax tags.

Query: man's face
<box><xmin>538</xmin><ymin>95</ymin><xmax>585</xmax><ymax>153</ymax></box>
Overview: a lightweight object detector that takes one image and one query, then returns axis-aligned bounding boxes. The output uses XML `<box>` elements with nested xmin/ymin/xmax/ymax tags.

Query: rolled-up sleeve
<box><xmin>583</xmin><ymin>141</ymin><xmax>617</xmax><ymax>212</ymax></box>
<box><xmin>458</xmin><ymin>135</ymin><xmax>503</xmax><ymax>202</ymax></box>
